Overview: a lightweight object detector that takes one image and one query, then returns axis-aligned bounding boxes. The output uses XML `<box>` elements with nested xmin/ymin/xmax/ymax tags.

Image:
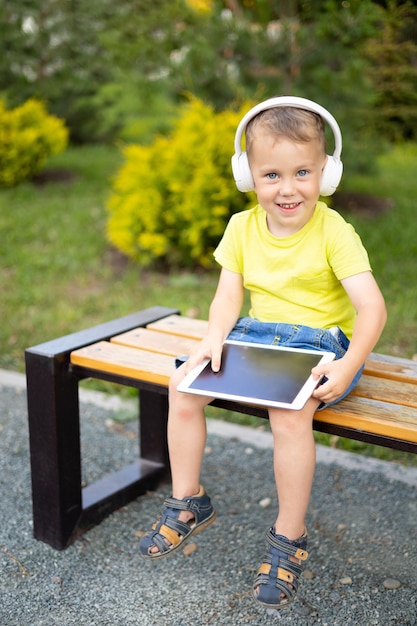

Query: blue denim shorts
<box><xmin>226</xmin><ymin>317</ymin><xmax>363</xmax><ymax>410</ymax></box>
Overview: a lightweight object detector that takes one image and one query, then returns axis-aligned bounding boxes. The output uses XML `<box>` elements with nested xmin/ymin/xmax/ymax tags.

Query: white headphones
<box><xmin>231</xmin><ymin>96</ymin><xmax>343</xmax><ymax>196</ymax></box>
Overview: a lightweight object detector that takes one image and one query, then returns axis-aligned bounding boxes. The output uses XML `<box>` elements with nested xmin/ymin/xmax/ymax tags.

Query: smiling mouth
<box><xmin>277</xmin><ymin>202</ymin><xmax>300</xmax><ymax>210</ymax></box>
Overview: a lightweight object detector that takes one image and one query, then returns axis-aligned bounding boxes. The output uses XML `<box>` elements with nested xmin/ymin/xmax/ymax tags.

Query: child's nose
<box><xmin>279</xmin><ymin>177</ymin><xmax>296</xmax><ymax>195</ymax></box>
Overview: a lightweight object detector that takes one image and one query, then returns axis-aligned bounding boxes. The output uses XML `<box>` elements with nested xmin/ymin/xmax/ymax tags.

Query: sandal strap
<box><xmin>145</xmin><ymin>514</ymin><xmax>196</xmax><ymax>555</ymax></box>
<box><xmin>149</xmin><ymin>527</ymin><xmax>175</xmax><ymax>554</ymax></box>
<box><xmin>163</xmin><ymin>490</ymin><xmax>212</xmax><ymax>525</ymax></box>
<box><xmin>258</xmin><ymin>562</ymin><xmax>296</xmax><ymax>584</ymax></box>
<box><xmin>266</xmin><ymin>528</ymin><xmax>308</xmax><ymax>561</ymax></box>
<box><xmin>164</xmin><ymin>496</ymin><xmax>193</xmax><ymax>511</ymax></box>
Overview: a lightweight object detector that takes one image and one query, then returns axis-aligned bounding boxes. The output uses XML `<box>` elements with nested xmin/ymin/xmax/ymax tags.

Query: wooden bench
<box><xmin>25</xmin><ymin>306</ymin><xmax>417</xmax><ymax>550</ymax></box>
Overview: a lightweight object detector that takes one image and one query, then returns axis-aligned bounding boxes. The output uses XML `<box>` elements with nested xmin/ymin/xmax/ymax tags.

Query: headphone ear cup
<box><xmin>320</xmin><ymin>156</ymin><xmax>343</xmax><ymax>196</ymax></box>
<box><xmin>232</xmin><ymin>152</ymin><xmax>255</xmax><ymax>193</ymax></box>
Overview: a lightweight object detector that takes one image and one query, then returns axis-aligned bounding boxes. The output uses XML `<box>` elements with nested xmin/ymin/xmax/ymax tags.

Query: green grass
<box><xmin>0</xmin><ymin>145</ymin><xmax>218</xmax><ymax>369</ymax></box>
<box><xmin>333</xmin><ymin>143</ymin><xmax>417</xmax><ymax>360</ymax></box>
<box><xmin>1</xmin><ymin>142</ymin><xmax>416</xmax><ymax>465</ymax></box>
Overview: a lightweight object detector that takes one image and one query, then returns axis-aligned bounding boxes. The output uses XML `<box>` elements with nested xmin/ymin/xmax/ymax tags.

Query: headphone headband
<box><xmin>232</xmin><ymin>96</ymin><xmax>343</xmax><ymax>196</ymax></box>
<box><xmin>234</xmin><ymin>96</ymin><xmax>342</xmax><ymax>158</ymax></box>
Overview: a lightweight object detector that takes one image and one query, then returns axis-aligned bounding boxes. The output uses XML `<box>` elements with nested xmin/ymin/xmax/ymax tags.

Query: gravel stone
<box><xmin>383</xmin><ymin>578</ymin><xmax>402</xmax><ymax>590</ymax></box>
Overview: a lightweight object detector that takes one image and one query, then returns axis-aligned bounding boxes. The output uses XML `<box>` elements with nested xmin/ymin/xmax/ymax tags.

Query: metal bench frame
<box><xmin>25</xmin><ymin>306</ymin><xmax>175</xmax><ymax>550</ymax></box>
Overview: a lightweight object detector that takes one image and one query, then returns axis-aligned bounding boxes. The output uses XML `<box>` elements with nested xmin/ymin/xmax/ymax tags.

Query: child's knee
<box><xmin>269</xmin><ymin>407</ymin><xmax>313</xmax><ymax>439</ymax></box>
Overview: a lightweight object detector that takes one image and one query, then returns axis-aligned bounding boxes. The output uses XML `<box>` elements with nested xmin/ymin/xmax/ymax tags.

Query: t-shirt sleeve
<box><xmin>213</xmin><ymin>215</ymin><xmax>243</xmax><ymax>274</ymax></box>
<box><xmin>327</xmin><ymin>221</ymin><xmax>372</xmax><ymax>280</ymax></box>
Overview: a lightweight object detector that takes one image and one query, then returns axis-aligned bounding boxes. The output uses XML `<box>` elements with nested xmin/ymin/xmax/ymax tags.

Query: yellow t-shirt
<box><xmin>213</xmin><ymin>202</ymin><xmax>371</xmax><ymax>339</ymax></box>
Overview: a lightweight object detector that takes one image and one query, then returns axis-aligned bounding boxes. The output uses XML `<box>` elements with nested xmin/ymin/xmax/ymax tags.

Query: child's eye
<box><xmin>297</xmin><ymin>169</ymin><xmax>308</xmax><ymax>177</ymax></box>
<box><xmin>266</xmin><ymin>172</ymin><xmax>278</xmax><ymax>180</ymax></box>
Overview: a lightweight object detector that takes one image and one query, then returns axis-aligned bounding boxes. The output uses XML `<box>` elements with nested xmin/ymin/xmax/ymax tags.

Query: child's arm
<box><xmin>184</xmin><ymin>268</ymin><xmax>244</xmax><ymax>374</ymax></box>
<box><xmin>312</xmin><ymin>271</ymin><xmax>387</xmax><ymax>404</ymax></box>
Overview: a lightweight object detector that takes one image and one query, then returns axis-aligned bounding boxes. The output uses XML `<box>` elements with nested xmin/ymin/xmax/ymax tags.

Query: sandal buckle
<box><xmin>278</xmin><ymin>567</ymin><xmax>294</xmax><ymax>583</ymax></box>
<box><xmin>295</xmin><ymin>548</ymin><xmax>308</xmax><ymax>561</ymax></box>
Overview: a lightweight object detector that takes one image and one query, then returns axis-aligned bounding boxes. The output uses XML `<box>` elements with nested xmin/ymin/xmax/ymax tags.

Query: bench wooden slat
<box><xmin>350</xmin><ymin>374</ymin><xmax>417</xmax><ymax>409</ymax></box>
<box><xmin>71</xmin><ymin>341</ymin><xmax>175</xmax><ymax>385</ymax></box>
<box><xmin>364</xmin><ymin>353</ymin><xmax>417</xmax><ymax>384</ymax></box>
<box><xmin>146</xmin><ymin>314</ymin><xmax>208</xmax><ymax>339</ymax></box>
<box><xmin>318</xmin><ymin>396</ymin><xmax>417</xmax><ymax>443</ymax></box>
<box><xmin>111</xmin><ymin>327</ymin><xmax>199</xmax><ymax>357</ymax></box>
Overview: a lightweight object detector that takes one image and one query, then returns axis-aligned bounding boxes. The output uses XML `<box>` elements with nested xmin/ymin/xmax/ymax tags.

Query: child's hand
<box><xmin>311</xmin><ymin>358</ymin><xmax>356</xmax><ymax>404</ymax></box>
<box><xmin>183</xmin><ymin>337</ymin><xmax>224</xmax><ymax>375</ymax></box>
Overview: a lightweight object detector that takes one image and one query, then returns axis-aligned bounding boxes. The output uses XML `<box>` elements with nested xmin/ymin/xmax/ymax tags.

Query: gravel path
<box><xmin>1</xmin><ymin>378</ymin><xmax>416</xmax><ymax>625</ymax></box>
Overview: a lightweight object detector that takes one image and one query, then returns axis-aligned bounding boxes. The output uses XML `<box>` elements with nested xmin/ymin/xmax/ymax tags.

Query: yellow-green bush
<box><xmin>107</xmin><ymin>98</ymin><xmax>254</xmax><ymax>268</ymax></box>
<box><xmin>0</xmin><ymin>99</ymin><xmax>68</xmax><ymax>187</ymax></box>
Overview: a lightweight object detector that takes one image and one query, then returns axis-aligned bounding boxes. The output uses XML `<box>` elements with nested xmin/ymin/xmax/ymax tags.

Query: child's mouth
<box><xmin>278</xmin><ymin>202</ymin><xmax>300</xmax><ymax>211</ymax></box>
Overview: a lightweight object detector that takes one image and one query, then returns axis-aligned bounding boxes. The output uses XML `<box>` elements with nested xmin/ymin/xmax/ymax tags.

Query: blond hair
<box><xmin>246</xmin><ymin>106</ymin><xmax>326</xmax><ymax>155</ymax></box>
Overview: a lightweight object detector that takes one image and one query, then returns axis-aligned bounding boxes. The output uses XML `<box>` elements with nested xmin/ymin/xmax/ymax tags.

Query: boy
<box><xmin>139</xmin><ymin>97</ymin><xmax>387</xmax><ymax>610</ymax></box>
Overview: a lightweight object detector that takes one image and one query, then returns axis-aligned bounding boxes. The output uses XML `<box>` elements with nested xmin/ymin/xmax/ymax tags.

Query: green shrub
<box><xmin>107</xmin><ymin>98</ymin><xmax>254</xmax><ymax>269</ymax></box>
<box><xmin>0</xmin><ymin>99</ymin><xmax>68</xmax><ymax>187</ymax></box>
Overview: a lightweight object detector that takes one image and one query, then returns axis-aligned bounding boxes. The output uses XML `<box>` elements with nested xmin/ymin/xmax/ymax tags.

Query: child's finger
<box><xmin>210</xmin><ymin>346</ymin><xmax>223</xmax><ymax>372</ymax></box>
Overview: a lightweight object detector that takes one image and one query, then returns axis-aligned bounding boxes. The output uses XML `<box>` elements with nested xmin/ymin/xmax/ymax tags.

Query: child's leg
<box><xmin>167</xmin><ymin>364</ymin><xmax>213</xmax><ymax>499</ymax></box>
<box><xmin>253</xmin><ymin>398</ymin><xmax>319</xmax><ymax>608</ymax></box>
<box><xmin>269</xmin><ymin>397</ymin><xmax>319</xmax><ymax>539</ymax></box>
<box><xmin>139</xmin><ymin>364</ymin><xmax>216</xmax><ymax>558</ymax></box>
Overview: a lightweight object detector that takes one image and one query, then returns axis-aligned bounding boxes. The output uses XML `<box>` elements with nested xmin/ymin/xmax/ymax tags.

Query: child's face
<box><xmin>249</xmin><ymin>131</ymin><xmax>327</xmax><ymax>237</ymax></box>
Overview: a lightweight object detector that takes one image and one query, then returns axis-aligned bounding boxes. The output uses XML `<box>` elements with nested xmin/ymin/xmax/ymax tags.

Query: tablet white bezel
<box><xmin>177</xmin><ymin>340</ymin><xmax>335</xmax><ymax>410</ymax></box>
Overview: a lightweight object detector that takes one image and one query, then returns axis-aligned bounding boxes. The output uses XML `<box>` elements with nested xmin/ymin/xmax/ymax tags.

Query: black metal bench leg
<box><xmin>25</xmin><ymin>307</ymin><xmax>179</xmax><ymax>549</ymax></box>
<box><xmin>25</xmin><ymin>351</ymin><xmax>82</xmax><ymax>550</ymax></box>
<box><xmin>139</xmin><ymin>389</ymin><xmax>170</xmax><ymax>471</ymax></box>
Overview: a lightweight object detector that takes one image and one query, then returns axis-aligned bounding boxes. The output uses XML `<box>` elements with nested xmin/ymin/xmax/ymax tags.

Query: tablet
<box><xmin>177</xmin><ymin>340</ymin><xmax>335</xmax><ymax>410</ymax></box>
